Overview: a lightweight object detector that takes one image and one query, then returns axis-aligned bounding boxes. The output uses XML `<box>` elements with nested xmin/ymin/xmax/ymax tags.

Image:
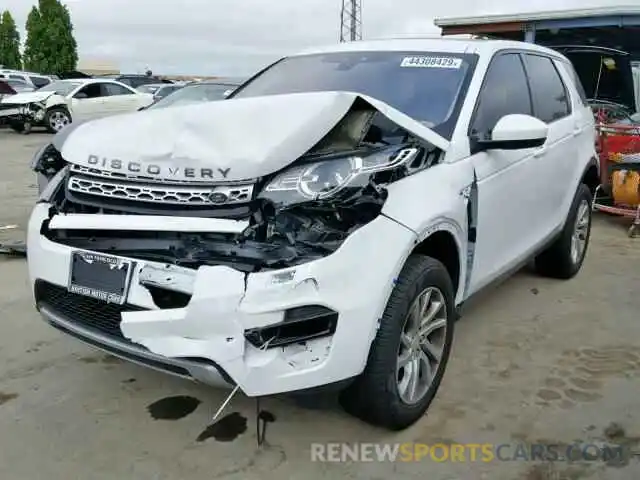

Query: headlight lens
<box><xmin>30</xmin><ymin>143</ymin><xmax>66</xmax><ymax>175</ymax></box>
<box><xmin>259</xmin><ymin>147</ymin><xmax>419</xmax><ymax>206</ymax></box>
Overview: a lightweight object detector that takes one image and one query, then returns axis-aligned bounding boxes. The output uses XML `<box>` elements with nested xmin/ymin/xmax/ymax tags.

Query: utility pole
<box><xmin>340</xmin><ymin>0</ymin><xmax>362</xmax><ymax>42</ymax></box>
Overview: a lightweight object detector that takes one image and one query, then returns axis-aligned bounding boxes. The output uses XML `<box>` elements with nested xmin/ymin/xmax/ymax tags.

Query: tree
<box><xmin>23</xmin><ymin>0</ymin><xmax>78</xmax><ymax>74</ymax></box>
<box><xmin>0</xmin><ymin>10</ymin><xmax>22</xmax><ymax>70</ymax></box>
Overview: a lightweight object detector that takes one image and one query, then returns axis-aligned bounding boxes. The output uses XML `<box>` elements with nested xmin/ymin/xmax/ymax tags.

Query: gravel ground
<box><xmin>1</xmin><ymin>129</ymin><xmax>639</xmax><ymax>480</ymax></box>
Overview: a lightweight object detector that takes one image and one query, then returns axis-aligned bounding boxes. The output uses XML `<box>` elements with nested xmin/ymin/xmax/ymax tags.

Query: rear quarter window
<box><xmin>561</xmin><ymin>60</ymin><xmax>589</xmax><ymax>106</ymax></box>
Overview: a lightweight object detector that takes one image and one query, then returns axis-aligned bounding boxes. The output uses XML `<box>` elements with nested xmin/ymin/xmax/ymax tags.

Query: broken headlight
<box><xmin>259</xmin><ymin>147</ymin><xmax>419</xmax><ymax>206</ymax></box>
<box><xmin>31</xmin><ymin>144</ymin><xmax>67</xmax><ymax>197</ymax></box>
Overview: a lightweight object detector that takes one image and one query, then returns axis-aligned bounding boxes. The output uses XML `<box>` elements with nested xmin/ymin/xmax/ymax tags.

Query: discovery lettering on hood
<box><xmin>57</xmin><ymin>90</ymin><xmax>449</xmax><ymax>182</ymax></box>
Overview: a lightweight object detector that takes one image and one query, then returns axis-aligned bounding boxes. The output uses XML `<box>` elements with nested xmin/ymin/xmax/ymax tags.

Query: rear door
<box><xmin>102</xmin><ymin>82</ymin><xmax>140</xmax><ymax>114</ymax></box>
<box><xmin>520</xmin><ymin>53</ymin><xmax>575</xmax><ymax>235</ymax></box>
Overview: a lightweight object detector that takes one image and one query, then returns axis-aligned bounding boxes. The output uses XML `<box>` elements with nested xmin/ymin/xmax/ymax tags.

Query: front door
<box><xmin>465</xmin><ymin>52</ymin><xmax>544</xmax><ymax>295</ymax></box>
<box><xmin>70</xmin><ymin>83</ymin><xmax>111</xmax><ymax>121</ymax></box>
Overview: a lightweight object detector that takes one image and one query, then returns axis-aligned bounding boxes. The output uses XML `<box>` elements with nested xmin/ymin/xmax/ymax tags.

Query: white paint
<box><xmin>0</xmin><ymin>79</ymin><xmax>153</xmax><ymax>125</ymax></box>
<box><xmin>26</xmin><ymin>39</ymin><xmax>597</xmax><ymax>397</ymax></box>
<box><xmin>48</xmin><ymin>214</ymin><xmax>249</xmax><ymax>233</ymax></box>
<box><xmin>491</xmin><ymin>114</ymin><xmax>548</xmax><ymax>143</ymax></box>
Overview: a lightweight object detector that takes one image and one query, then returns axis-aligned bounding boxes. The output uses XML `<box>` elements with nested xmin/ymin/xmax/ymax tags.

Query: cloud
<box><xmin>1</xmin><ymin>0</ymin><xmax>626</xmax><ymax>75</ymax></box>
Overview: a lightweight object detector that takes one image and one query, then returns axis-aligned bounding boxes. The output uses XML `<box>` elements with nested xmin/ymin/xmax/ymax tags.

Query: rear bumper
<box><xmin>28</xmin><ymin>203</ymin><xmax>417</xmax><ymax>396</ymax></box>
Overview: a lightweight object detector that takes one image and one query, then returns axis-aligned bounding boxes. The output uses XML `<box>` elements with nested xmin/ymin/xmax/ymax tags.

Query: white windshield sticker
<box><xmin>400</xmin><ymin>56</ymin><xmax>462</xmax><ymax>69</ymax></box>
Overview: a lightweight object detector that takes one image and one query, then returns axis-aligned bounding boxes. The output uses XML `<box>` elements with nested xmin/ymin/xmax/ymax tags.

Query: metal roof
<box><xmin>434</xmin><ymin>5</ymin><xmax>640</xmax><ymax>27</ymax></box>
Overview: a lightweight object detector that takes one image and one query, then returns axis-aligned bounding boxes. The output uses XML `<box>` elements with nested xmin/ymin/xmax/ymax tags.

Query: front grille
<box><xmin>67</xmin><ymin>168</ymin><xmax>253</xmax><ymax>207</ymax></box>
<box><xmin>34</xmin><ymin>280</ymin><xmax>147</xmax><ymax>341</ymax></box>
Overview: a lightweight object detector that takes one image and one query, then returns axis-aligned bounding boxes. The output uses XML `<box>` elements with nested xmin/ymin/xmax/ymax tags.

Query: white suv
<box><xmin>27</xmin><ymin>38</ymin><xmax>598</xmax><ymax>430</ymax></box>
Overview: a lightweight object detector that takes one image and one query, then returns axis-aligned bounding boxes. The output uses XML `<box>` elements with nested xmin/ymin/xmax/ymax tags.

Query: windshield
<box><xmin>148</xmin><ymin>83</ymin><xmax>235</xmax><ymax>109</ymax></box>
<box><xmin>138</xmin><ymin>84</ymin><xmax>161</xmax><ymax>94</ymax></box>
<box><xmin>232</xmin><ymin>51</ymin><xmax>477</xmax><ymax>136</ymax></box>
<box><xmin>38</xmin><ymin>81</ymin><xmax>82</xmax><ymax>96</ymax></box>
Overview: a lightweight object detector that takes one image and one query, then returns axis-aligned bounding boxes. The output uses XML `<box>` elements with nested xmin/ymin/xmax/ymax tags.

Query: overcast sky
<box><xmin>1</xmin><ymin>0</ymin><xmax>621</xmax><ymax>76</ymax></box>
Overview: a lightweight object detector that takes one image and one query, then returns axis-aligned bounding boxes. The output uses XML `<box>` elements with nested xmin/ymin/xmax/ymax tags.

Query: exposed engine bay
<box><xmin>34</xmin><ymin>98</ymin><xmax>443</xmax><ymax>273</ymax></box>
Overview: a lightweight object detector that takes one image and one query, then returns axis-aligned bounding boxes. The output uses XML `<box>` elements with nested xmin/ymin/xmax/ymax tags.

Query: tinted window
<box><xmin>9</xmin><ymin>74</ymin><xmax>23</xmax><ymax>80</ymax></box>
<box><xmin>472</xmin><ymin>53</ymin><xmax>532</xmax><ymax>135</ymax></box>
<box><xmin>75</xmin><ymin>83</ymin><xmax>104</xmax><ymax>98</ymax></box>
<box><xmin>523</xmin><ymin>54</ymin><xmax>571</xmax><ymax>123</ymax></box>
<box><xmin>29</xmin><ymin>76</ymin><xmax>51</xmax><ymax>88</ymax></box>
<box><xmin>232</xmin><ymin>51</ymin><xmax>478</xmax><ymax>138</ymax></box>
<box><xmin>103</xmin><ymin>83</ymin><xmax>133</xmax><ymax>96</ymax></box>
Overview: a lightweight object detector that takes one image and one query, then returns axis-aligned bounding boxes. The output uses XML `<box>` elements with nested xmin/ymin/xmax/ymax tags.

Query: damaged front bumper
<box><xmin>27</xmin><ymin>203</ymin><xmax>417</xmax><ymax>396</ymax></box>
<box><xmin>0</xmin><ymin>102</ymin><xmax>45</xmax><ymax>124</ymax></box>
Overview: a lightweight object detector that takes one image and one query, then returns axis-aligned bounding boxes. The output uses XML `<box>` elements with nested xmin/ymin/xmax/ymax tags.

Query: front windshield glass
<box><xmin>38</xmin><ymin>81</ymin><xmax>82</xmax><ymax>96</ymax></box>
<box><xmin>138</xmin><ymin>84</ymin><xmax>161</xmax><ymax>94</ymax></box>
<box><xmin>232</xmin><ymin>50</ymin><xmax>477</xmax><ymax>136</ymax></box>
<box><xmin>148</xmin><ymin>83</ymin><xmax>235</xmax><ymax>109</ymax></box>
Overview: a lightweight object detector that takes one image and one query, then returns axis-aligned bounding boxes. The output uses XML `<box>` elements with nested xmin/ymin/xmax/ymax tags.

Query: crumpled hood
<box><xmin>58</xmin><ymin>91</ymin><xmax>449</xmax><ymax>182</ymax></box>
<box><xmin>0</xmin><ymin>91</ymin><xmax>55</xmax><ymax>105</ymax></box>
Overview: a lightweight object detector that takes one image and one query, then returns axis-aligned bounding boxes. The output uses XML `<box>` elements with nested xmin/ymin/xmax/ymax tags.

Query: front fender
<box><xmin>381</xmin><ymin>161</ymin><xmax>476</xmax><ymax>304</ymax></box>
<box><xmin>44</xmin><ymin>95</ymin><xmax>67</xmax><ymax>110</ymax></box>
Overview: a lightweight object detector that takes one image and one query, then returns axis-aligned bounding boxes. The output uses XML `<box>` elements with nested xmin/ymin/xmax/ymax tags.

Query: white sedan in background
<box><xmin>0</xmin><ymin>79</ymin><xmax>154</xmax><ymax>133</ymax></box>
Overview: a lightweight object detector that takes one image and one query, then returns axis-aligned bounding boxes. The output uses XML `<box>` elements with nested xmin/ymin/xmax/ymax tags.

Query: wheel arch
<box><xmin>581</xmin><ymin>156</ymin><xmax>600</xmax><ymax>196</ymax></box>
<box><xmin>410</xmin><ymin>227</ymin><xmax>463</xmax><ymax>304</ymax></box>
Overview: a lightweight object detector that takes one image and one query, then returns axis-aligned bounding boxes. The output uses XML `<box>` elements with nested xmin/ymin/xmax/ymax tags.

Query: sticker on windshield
<box><xmin>400</xmin><ymin>56</ymin><xmax>462</xmax><ymax>69</ymax></box>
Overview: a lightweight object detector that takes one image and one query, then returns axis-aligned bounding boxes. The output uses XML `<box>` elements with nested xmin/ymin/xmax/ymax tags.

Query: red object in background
<box><xmin>0</xmin><ymin>80</ymin><xmax>17</xmax><ymax>95</ymax></box>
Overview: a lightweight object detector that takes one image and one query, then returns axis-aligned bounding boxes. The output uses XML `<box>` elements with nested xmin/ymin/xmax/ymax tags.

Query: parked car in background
<box><xmin>0</xmin><ymin>80</ymin><xmax>17</xmax><ymax>105</ymax></box>
<box><xmin>1</xmin><ymin>78</ymin><xmax>34</xmax><ymax>93</ymax></box>
<box><xmin>99</xmin><ymin>74</ymin><xmax>173</xmax><ymax>89</ymax></box>
<box><xmin>0</xmin><ymin>78</ymin><xmax>154</xmax><ymax>133</ymax></box>
<box><xmin>143</xmin><ymin>80</ymin><xmax>241</xmax><ymax>110</ymax></box>
<box><xmin>5</xmin><ymin>78</ymin><xmax>35</xmax><ymax>93</ymax></box>
<box><xmin>137</xmin><ymin>83</ymin><xmax>185</xmax><ymax>101</ymax></box>
<box><xmin>27</xmin><ymin>38</ymin><xmax>597</xmax><ymax>430</ymax></box>
<box><xmin>0</xmin><ymin>70</ymin><xmax>56</xmax><ymax>89</ymax></box>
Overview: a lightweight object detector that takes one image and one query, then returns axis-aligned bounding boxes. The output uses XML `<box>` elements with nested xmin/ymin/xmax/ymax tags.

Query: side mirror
<box><xmin>74</xmin><ymin>92</ymin><xmax>88</xmax><ymax>99</ymax></box>
<box><xmin>473</xmin><ymin>114</ymin><xmax>548</xmax><ymax>152</ymax></box>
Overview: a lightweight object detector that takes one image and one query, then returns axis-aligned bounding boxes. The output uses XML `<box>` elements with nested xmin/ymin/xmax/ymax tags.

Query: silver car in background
<box><xmin>144</xmin><ymin>79</ymin><xmax>243</xmax><ymax>110</ymax></box>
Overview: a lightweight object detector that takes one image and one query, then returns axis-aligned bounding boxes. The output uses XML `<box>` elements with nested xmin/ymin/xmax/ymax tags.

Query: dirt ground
<box><xmin>1</xmin><ymin>128</ymin><xmax>639</xmax><ymax>480</ymax></box>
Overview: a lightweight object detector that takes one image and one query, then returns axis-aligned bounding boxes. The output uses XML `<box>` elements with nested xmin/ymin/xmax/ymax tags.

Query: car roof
<box><xmin>293</xmin><ymin>37</ymin><xmax>564</xmax><ymax>59</ymax></box>
<box><xmin>190</xmin><ymin>80</ymin><xmax>240</xmax><ymax>86</ymax></box>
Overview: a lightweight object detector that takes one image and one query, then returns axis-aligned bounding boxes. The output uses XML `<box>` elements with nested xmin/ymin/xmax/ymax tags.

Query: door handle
<box><xmin>533</xmin><ymin>147</ymin><xmax>546</xmax><ymax>158</ymax></box>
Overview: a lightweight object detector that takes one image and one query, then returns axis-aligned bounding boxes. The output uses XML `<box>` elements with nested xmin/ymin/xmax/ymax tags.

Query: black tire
<box><xmin>534</xmin><ymin>183</ymin><xmax>593</xmax><ymax>279</ymax></box>
<box><xmin>44</xmin><ymin>107</ymin><xmax>72</xmax><ymax>133</ymax></box>
<box><xmin>339</xmin><ymin>255</ymin><xmax>455</xmax><ymax>430</ymax></box>
<box><xmin>9</xmin><ymin>121</ymin><xmax>24</xmax><ymax>133</ymax></box>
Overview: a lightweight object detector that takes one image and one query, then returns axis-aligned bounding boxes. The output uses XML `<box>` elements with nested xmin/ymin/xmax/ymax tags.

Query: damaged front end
<box><xmin>36</xmin><ymin>100</ymin><xmax>444</xmax><ymax>275</ymax></box>
<box><xmin>29</xmin><ymin>94</ymin><xmax>445</xmax><ymax>394</ymax></box>
<box><xmin>0</xmin><ymin>99</ymin><xmax>47</xmax><ymax>125</ymax></box>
